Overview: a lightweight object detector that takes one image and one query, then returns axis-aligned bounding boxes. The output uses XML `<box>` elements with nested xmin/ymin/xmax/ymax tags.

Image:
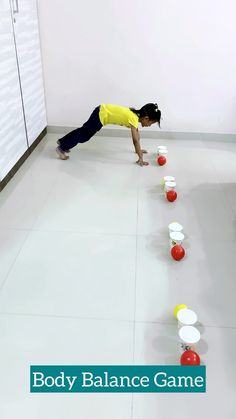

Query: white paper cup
<box><xmin>161</xmin><ymin>176</ymin><xmax>175</xmax><ymax>189</ymax></box>
<box><xmin>177</xmin><ymin>308</ymin><xmax>198</xmax><ymax>328</ymax></box>
<box><xmin>178</xmin><ymin>326</ymin><xmax>201</xmax><ymax>352</ymax></box>
<box><xmin>158</xmin><ymin>149</ymin><xmax>168</xmax><ymax>157</ymax></box>
<box><xmin>165</xmin><ymin>181</ymin><xmax>176</xmax><ymax>192</ymax></box>
<box><xmin>164</xmin><ymin>175</ymin><xmax>175</xmax><ymax>182</ymax></box>
<box><xmin>157</xmin><ymin>146</ymin><xmax>167</xmax><ymax>151</ymax></box>
<box><xmin>169</xmin><ymin>231</ymin><xmax>185</xmax><ymax>247</ymax></box>
<box><xmin>168</xmin><ymin>222</ymin><xmax>183</xmax><ymax>234</ymax></box>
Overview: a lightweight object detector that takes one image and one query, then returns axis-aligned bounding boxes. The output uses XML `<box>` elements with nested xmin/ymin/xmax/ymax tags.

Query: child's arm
<box><xmin>131</xmin><ymin>127</ymin><xmax>149</xmax><ymax>166</ymax></box>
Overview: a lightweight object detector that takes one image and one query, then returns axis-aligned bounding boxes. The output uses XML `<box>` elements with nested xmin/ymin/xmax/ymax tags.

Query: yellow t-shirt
<box><xmin>99</xmin><ymin>104</ymin><xmax>139</xmax><ymax>128</ymax></box>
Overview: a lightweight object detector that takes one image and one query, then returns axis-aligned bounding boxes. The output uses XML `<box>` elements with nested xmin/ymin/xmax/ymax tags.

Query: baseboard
<box><xmin>47</xmin><ymin>126</ymin><xmax>236</xmax><ymax>142</ymax></box>
<box><xmin>0</xmin><ymin>127</ymin><xmax>47</xmax><ymax>192</ymax></box>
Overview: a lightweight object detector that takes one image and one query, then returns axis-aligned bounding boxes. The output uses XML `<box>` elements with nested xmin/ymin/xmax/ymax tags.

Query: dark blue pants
<box><xmin>59</xmin><ymin>106</ymin><xmax>103</xmax><ymax>151</ymax></box>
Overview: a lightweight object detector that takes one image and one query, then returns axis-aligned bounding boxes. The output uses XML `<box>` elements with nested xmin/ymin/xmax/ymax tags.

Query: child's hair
<box><xmin>130</xmin><ymin>103</ymin><xmax>161</xmax><ymax>127</ymax></box>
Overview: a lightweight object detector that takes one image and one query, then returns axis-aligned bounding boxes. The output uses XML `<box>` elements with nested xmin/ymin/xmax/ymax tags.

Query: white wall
<box><xmin>37</xmin><ymin>0</ymin><xmax>236</xmax><ymax>134</ymax></box>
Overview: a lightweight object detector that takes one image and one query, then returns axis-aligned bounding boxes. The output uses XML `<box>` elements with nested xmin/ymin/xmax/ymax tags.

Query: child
<box><xmin>56</xmin><ymin>103</ymin><xmax>161</xmax><ymax>166</ymax></box>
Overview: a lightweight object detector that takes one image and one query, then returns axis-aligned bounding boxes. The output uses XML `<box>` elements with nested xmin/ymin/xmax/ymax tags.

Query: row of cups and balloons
<box><xmin>157</xmin><ymin>146</ymin><xmax>201</xmax><ymax>365</ymax></box>
<box><xmin>157</xmin><ymin>145</ymin><xmax>185</xmax><ymax>261</ymax></box>
<box><xmin>174</xmin><ymin>304</ymin><xmax>201</xmax><ymax>366</ymax></box>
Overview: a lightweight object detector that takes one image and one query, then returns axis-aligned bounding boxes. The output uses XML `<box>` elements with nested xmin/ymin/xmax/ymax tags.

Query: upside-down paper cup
<box><xmin>177</xmin><ymin>308</ymin><xmax>198</xmax><ymax>328</ymax></box>
<box><xmin>168</xmin><ymin>222</ymin><xmax>183</xmax><ymax>234</ymax></box>
<box><xmin>158</xmin><ymin>148</ymin><xmax>168</xmax><ymax>157</ymax></box>
<box><xmin>157</xmin><ymin>145</ymin><xmax>167</xmax><ymax>152</ymax></box>
<box><xmin>178</xmin><ymin>326</ymin><xmax>201</xmax><ymax>352</ymax></box>
<box><xmin>161</xmin><ymin>176</ymin><xmax>175</xmax><ymax>188</ymax></box>
<box><xmin>165</xmin><ymin>181</ymin><xmax>176</xmax><ymax>192</ymax></box>
<box><xmin>169</xmin><ymin>231</ymin><xmax>185</xmax><ymax>248</ymax></box>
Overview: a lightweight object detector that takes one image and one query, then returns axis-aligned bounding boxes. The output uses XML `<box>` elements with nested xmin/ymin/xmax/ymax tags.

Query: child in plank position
<box><xmin>56</xmin><ymin>103</ymin><xmax>161</xmax><ymax>166</ymax></box>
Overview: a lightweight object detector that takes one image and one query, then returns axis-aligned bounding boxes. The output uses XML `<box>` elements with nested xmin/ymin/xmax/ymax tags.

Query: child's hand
<box><xmin>136</xmin><ymin>159</ymin><xmax>149</xmax><ymax>166</ymax></box>
<box><xmin>141</xmin><ymin>149</ymin><xmax>148</xmax><ymax>153</ymax></box>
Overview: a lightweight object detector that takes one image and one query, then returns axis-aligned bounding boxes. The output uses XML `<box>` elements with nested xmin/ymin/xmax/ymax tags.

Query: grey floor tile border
<box><xmin>47</xmin><ymin>126</ymin><xmax>236</xmax><ymax>142</ymax></box>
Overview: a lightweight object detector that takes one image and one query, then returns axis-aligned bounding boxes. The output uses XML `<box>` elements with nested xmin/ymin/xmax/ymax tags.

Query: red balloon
<box><xmin>180</xmin><ymin>350</ymin><xmax>200</xmax><ymax>366</ymax></box>
<box><xmin>166</xmin><ymin>190</ymin><xmax>177</xmax><ymax>202</ymax></box>
<box><xmin>171</xmin><ymin>245</ymin><xmax>185</xmax><ymax>261</ymax></box>
<box><xmin>157</xmin><ymin>156</ymin><xmax>166</xmax><ymax>166</ymax></box>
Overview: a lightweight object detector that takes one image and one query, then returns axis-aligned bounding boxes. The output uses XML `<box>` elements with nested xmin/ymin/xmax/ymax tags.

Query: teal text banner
<box><xmin>30</xmin><ymin>365</ymin><xmax>206</xmax><ymax>393</ymax></box>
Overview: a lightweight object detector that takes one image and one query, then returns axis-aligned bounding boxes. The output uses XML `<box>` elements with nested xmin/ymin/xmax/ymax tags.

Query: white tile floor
<box><xmin>0</xmin><ymin>133</ymin><xmax>236</xmax><ymax>418</ymax></box>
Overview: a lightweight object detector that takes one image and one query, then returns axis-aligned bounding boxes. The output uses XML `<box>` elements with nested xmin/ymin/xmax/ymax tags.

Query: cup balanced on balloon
<box><xmin>161</xmin><ymin>175</ymin><xmax>177</xmax><ymax>202</ymax></box>
<box><xmin>157</xmin><ymin>146</ymin><xmax>185</xmax><ymax>260</ymax></box>
<box><xmin>157</xmin><ymin>146</ymin><xmax>177</xmax><ymax>202</ymax></box>
<box><xmin>173</xmin><ymin>304</ymin><xmax>201</xmax><ymax>366</ymax></box>
<box><xmin>157</xmin><ymin>145</ymin><xmax>168</xmax><ymax>166</ymax></box>
<box><xmin>168</xmin><ymin>221</ymin><xmax>185</xmax><ymax>261</ymax></box>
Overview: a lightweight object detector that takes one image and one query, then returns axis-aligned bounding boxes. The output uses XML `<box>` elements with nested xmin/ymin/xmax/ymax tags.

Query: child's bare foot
<box><xmin>56</xmin><ymin>146</ymin><xmax>69</xmax><ymax>160</ymax></box>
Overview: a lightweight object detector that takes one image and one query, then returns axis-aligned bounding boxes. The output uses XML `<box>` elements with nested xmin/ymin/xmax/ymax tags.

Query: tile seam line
<box><xmin>0</xmin><ymin>312</ymin><xmax>134</xmax><ymax>323</ymax></box>
<box><xmin>28</xmin><ymin>175</ymin><xmax>61</xmax><ymax>231</ymax></box>
<box><xmin>27</xmin><ymin>228</ymin><xmax>138</xmax><ymax>237</ymax></box>
<box><xmin>1</xmin><ymin>228</ymin><xmax>235</xmax><ymax>243</ymax></box>
<box><xmin>0</xmin><ymin>178</ymin><xmax>60</xmax><ymax>293</ymax></box>
<box><xmin>0</xmin><ymin>229</ymin><xmax>32</xmax><ymax>293</ymax></box>
<box><xmin>131</xmin><ymin>169</ymin><xmax>139</xmax><ymax>419</ymax></box>
<box><xmin>0</xmin><ymin>312</ymin><xmax>235</xmax><ymax>330</ymax></box>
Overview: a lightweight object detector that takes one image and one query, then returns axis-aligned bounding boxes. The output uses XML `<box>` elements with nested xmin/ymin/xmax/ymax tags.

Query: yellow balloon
<box><xmin>161</xmin><ymin>177</ymin><xmax>165</xmax><ymax>186</ymax></box>
<box><xmin>173</xmin><ymin>304</ymin><xmax>188</xmax><ymax>319</ymax></box>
